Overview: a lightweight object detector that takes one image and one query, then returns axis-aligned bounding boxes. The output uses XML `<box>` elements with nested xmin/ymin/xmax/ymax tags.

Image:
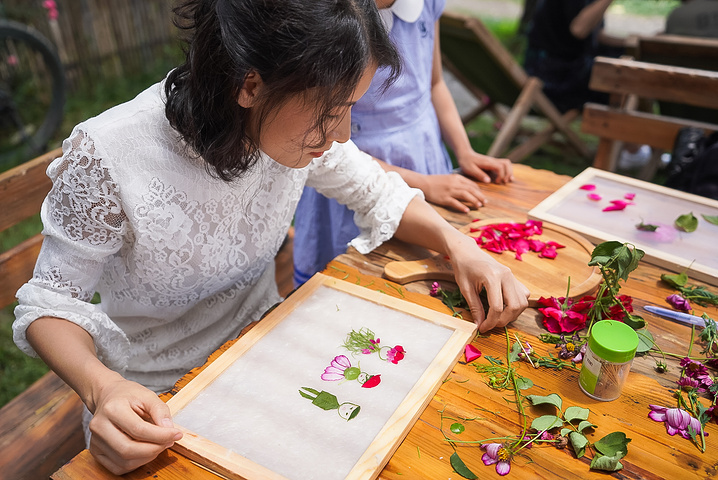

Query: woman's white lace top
<box><xmin>13</xmin><ymin>80</ymin><xmax>421</xmax><ymax>392</ymax></box>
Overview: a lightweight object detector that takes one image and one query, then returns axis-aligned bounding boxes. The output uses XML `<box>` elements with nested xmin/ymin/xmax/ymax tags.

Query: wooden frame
<box><xmin>528</xmin><ymin>168</ymin><xmax>718</xmax><ymax>285</ymax></box>
<box><xmin>166</xmin><ymin>273</ymin><xmax>477</xmax><ymax>480</ymax></box>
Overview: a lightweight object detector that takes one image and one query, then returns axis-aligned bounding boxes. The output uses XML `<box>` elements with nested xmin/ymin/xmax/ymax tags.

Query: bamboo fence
<box><xmin>2</xmin><ymin>0</ymin><xmax>180</xmax><ymax>90</ymax></box>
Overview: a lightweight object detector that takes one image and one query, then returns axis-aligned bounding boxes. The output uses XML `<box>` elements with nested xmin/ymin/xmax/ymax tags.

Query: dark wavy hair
<box><xmin>165</xmin><ymin>0</ymin><xmax>401</xmax><ymax>181</ymax></box>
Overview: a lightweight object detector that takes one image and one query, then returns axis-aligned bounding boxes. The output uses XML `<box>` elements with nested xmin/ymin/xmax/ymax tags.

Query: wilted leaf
<box><xmin>526</xmin><ymin>393</ymin><xmax>562</xmax><ymax>411</ymax></box>
<box><xmin>590</xmin><ymin>453</ymin><xmax>624</xmax><ymax>471</ymax></box>
<box><xmin>564</xmin><ymin>406</ymin><xmax>590</xmax><ymax>423</ymax></box>
<box><xmin>661</xmin><ymin>272</ymin><xmax>688</xmax><ymax>288</ymax></box>
<box><xmin>636</xmin><ymin>221</ymin><xmax>658</xmax><ymax>232</ymax></box>
<box><xmin>703</xmin><ymin>214</ymin><xmax>718</xmax><ymax>226</ymax></box>
<box><xmin>515</xmin><ymin>376</ymin><xmax>534</xmax><ymax>390</ymax></box>
<box><xmin>569</xmin><ymin>431</ymin><xmax>589</xmax><ymax>458</ymax></box>
<box><xmin>531</xmin><ymin>415</ymin><xmax>562</xmax><ymax>431</ymax></box>
<box><xmin>594</xmin><ymin>431</ymin><xmax>631</xmax><ymax>458</ymax></box>
<box><xmin>577</xmin><ymin>420</ymin><xmax>597</xmax><ymax>432</ymax></box>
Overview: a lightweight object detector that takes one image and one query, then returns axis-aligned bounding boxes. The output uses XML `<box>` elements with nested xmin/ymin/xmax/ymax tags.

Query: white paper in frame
<box><xmin>166</xmin><ymin>273</ymin><xmax>477</xmax><ymax>480</ymax></box>
<box><xmin>528</xmin><ymin>167</ymin><xmax>718</xmax><ymax>286</ymax></box>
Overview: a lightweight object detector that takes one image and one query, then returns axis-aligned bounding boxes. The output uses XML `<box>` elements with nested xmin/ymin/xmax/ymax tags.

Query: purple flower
<box><xmin>481</xmin><ymin>443</ymin><xmax>511</xmax><ymax>475</ymax></box>
<box><xmin>680</xmin><ymin>358</ymin><xmax>714</xmax><ymax>391</ymax></box>
<box><xmin>677</xmin><ymin>376</ymin><xmax>700</xmax><ymax>391</ymax></box>
<box><xmin>430</xmin><ymin>282</ymin><xmax>440</xmax><ymax>297</ymax></box>
<box><xmin>648</xmin><ymin>405</ymin><xmax>706</xmax><ymax>439</ymax></box>
<box><xmin>666</xmin><ymin>294</ymin><xmax>691</xmax><ymax>311</ymax></box>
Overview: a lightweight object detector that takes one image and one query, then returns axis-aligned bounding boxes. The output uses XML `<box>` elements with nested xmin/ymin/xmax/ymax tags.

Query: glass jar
<box><xmin>579</xmin><ymin>320</ymin><xmax>639</xmax><ymax>401</ymax></box>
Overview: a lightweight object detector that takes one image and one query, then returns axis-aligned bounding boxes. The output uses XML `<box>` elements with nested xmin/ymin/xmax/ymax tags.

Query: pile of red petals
<box><xmin>470</xmin><ymin>220</ymin><xmax>564</xmax><ymax>260</ymax></box>
<box><xmin>537</xmin><ymin>292</ymin><xmax>635</xmax><ymax>334</ymax></box>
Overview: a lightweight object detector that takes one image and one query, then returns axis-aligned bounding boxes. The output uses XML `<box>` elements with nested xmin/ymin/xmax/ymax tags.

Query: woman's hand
<box><xmin>88</xmin><ymin>377</ymin><xmax>183</xmax><ymax>475</ymax></box>
<box><xmin>457</xmin><ymin>152</ymin><xmax>514</xmax><ymax>184</ymax></box>
<box><xmin>446</xmin><ymin>233</ymin><xmax>530</xmax><ymax>332</ymax></box>
<box><xmin>419</xmin><ymin>173</ymin><xmax>487</xmax><ymax>212</ymax></box>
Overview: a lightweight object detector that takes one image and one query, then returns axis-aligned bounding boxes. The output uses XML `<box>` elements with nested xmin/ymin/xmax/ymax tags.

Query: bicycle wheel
<box><xmin>0</xmin><ymin>19</ymin><xmax>65</xmax><ymax>166</ymax></box>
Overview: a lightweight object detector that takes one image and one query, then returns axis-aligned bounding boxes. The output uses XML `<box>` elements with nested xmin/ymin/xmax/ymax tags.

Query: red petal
<box><xmin>361</xmin><ymin>375</ymin><xmax>381</xmax><ymax>388</ymax></box>
<box><xmin>579</xmin><ymin>184</ymin><xmax>596</xmax><ymax>191</ymax></box>
<box><xmin>465</xmin><ymin>344</ymin><xmax>482</xmax><ymax>363</ymax></box>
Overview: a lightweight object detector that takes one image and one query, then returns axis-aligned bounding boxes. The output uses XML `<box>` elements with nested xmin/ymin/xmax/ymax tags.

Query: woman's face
<box><xmin>256</xmin><ymin>65</ymin><xmax>377</xmax><ymax>169</ymax></box>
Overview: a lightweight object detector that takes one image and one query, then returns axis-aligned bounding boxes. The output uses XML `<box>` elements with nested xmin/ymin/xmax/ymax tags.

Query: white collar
<box><xmin>379</xmin><ymin>0</ymin><xmax>424</xmax><ymax>32</ymax></box>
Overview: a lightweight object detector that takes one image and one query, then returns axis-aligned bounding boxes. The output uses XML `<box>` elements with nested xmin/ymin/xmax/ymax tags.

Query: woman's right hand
<box><xmin>88</xmin><ymin>377</ymin><xmax>183</xmax><ymax>475</ymax></box>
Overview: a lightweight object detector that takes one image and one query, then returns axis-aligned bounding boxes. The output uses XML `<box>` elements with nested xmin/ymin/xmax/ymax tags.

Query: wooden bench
<box><xmin>0</xmin><ymin>147</ymin><xmax>86</xmax><ymax>480</ymax></box>
<box><xmin>581</xmin><ymin>56</ymin><xmax>718</xmax><ymax>179</ymax></box>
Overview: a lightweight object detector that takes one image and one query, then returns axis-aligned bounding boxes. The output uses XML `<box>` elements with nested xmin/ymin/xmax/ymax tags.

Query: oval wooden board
<box><xmin>384</xmin><ymin>218</ymin><xmax>602</xmax><ymax>306</ymax></box>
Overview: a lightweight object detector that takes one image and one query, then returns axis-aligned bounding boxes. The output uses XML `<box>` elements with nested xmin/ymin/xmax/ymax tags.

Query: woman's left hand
<box><xmin>447</xmin><ymin>234</ymin><xmax>530</xmax><ymax>332</ymax></box>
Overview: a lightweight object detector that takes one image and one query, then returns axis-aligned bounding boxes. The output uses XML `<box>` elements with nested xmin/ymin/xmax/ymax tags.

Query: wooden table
<box><xmin>53</xmin><ymin>164</ymin><xmax>718</xmax><ymax>479</ymax></box>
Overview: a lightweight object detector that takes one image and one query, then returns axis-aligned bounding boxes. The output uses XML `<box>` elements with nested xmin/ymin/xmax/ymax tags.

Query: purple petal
<box><xmin>666</xmin><ymin>424</ymin><xmax>680</xmax><ymax>436</ymax></box>
<box><xmin>648</xmin><ymin>410</ymin><xmax>666</xmax><ymax>422</ymax></box>
<box><xmin>332</xmin><ymin>355</ymin><xmax>351</xmax><ymax>369</ymax></box>
<box><xmin>321</xmin><ymin>372</ymin><xmax>345</xmax><ymax>381</ymax></box>
<box><xmin>649</xmin><ymin>404</ymin><xmax>668</xmax><ymax>413</ymax></box>
<box><xmin>496</xmin><ymin>460</ymin><xmax>511</xmax><ymax>476</ymax></box>
<box><xmin>482</xmin><ymin>443</ymin><xmax>502</xmax><ymax>458</ymax></box>
<box><xmin>666</xmin><ymin>408</ymin><xmax>690</xmax><ymax>429</ymax></box>
<box><xmin>481</xmin><ymin>453</ymin><xmax>497</xmax><ymax>466</ymax></box>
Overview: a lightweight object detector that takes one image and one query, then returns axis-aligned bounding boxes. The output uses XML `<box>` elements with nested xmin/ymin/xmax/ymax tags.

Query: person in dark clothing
<box><xmin>523</xmin><ymin>0</ymin><xmax>624</xmax><ymax>113</ymax></box>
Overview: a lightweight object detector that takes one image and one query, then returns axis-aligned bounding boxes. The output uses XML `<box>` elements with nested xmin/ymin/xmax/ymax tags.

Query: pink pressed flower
<box><xmin>648</xmin><ymin>405</ymin><xmax>706</xmax><ymax>440</ymax></box>
<box><xmin>587</xmin><ymin>193</ymin><xmax>602</xmax><ymax>201</ymax></box>
<box><xmin>361</xmin><ymin>348</ymin><xmax>372</xmax><ymax>354</ymax></box>
<box><xmin>465</xmin><ymin>344</ymin><xmax>482</xmax><ymax>363</ymax></box>
<box><xmin>540</xmin><ymin>431</ymin><xmax>555</xmax><ymax>441</ymax></box>
<box><xmin>386</xmin><ymin>345</ymin><xmax>405</xmax><ymax>364</ymax></box>
<box><xmin>602</xmin><ymin>200</ymin><xmax>634</xmax><ymax>212</ymax></box>
<box><xmin>579</xmin><ymin>184</ymin><xmax>596</xmax><ymax>191</ymax></box>
<box><xmin>321</xmin><ymin>355</ymin><xmax>352</xmax><ymax>381</ymax></box>
<box><xmin>481</xmin><ymin>443</ymin><xmax>511</xmax><ymax>476</ymax></box>
<box><xmin>666</xmin><ymin>294</ymin><xmax>691</xmax><ymax>311</ymax></box>
<box><xmin>624</xmin><ymin>192</ymin><xmax>636</xmax><ymax>200</ymax></box>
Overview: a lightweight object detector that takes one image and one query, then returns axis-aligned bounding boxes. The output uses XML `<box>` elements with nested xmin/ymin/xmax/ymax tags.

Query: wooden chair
<box><xmin>439</xmin><ymin>11</ymin><xmax>590</xmax><ymax>162</ymax></box>
<box><xmin>581</xmin><ymin>56</ymin><xmax>718</xmax><ymax>179</ymax></box>
<box><xmin>635</xmin><ymin>34</ymin><xmax>718</xmax><ymax>125</ymax></box>
<box><xmin>0</xmin><ymin>147</ymin><xmax>85</xmax><ymax>480</ymax></box>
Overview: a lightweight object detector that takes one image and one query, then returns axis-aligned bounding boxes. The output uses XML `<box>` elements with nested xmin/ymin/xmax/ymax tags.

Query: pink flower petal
<box><xmin>602</xmin><ymin>200</ymin><xmax>633</xmax><ymax>212</ymax></box>
<box><xmin>496</xmin><ymin>460</ymin><xmax>511</xmax><ymax>476</ymax></box>
<box><xmin>482</xmin><ymin>453</ymin><xmax>497</xmax><ymax>466</ymax></box>
<box><xmin>587</xmin><ymin>193</ymin><xmax>602</xmax><ymax>201</ymax></box>
<box><xmin>332</xmin><ymin>355</ymin><xmax>351</xmax><ymax>369</ymax></box>
<box><xmin>579</xmin><ymin>184</ymin><xmax>596</xmax><ymax>191</ymax></box>
<box><xmin>321</xmin><ymin>371</ymin><xmax>345</xmax><ymax>381</ymax></box>
<box><xmin>624</xmin><ymin>192</ymin><xmax>636</xmax><ymax>200</ymax></box>
<box><xmin>465</xmin><ymin>344</ymin><xmax>482</xmax><ymax>363</ymax></box>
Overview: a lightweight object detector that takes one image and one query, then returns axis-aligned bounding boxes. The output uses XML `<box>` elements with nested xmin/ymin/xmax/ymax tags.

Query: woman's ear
<box><xmin>237</xmin><ymin>71</ymin><xmax>263</xmax><ymax>108</ymax></box>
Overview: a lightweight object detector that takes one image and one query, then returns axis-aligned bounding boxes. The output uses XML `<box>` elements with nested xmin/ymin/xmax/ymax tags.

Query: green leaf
<box><xmin>594</xmin><ymin>432</ymin><xmax>631</xmax><ymax>458</ymax></box>
<box><xmin>526</xmin><ymin>393</ymin><xmax>563</xmax><ymax>411</ymax></box>
<box><xmin>531</xmin><ymin>415</ymin><xmax>563</xmax><ymax>431</ymax></box>
<box><xmin>675</xmin><ymin>212</ymin><xmax>698</xmax><ymax>232</ymax></box>
<box><xmin>509</xmin><ymin>341</ymin><xmax>522</xmax><ymax>363</ymax></box>
<box><xmin>589</xmin><ymin>241</ymin><xmax>644</xmax><ymax>282</ymax></box>
<box><xmin>564</xmin><ymin>406</ymin><xmax>590</xmax><ymax>423</ymax></box>
<box><xmin>450</xmin><ymin>452</ymin><xmax>477</xmax><ymax>479</ymax></box>
<box><xmin>450</xmin><ymin>423</ymin><xmax>465</xmax><ymax>434</ymax></box>
<box><xmin>661</xmin><ymin>272</ymin><xmax>688</xmax><ymax>288</ymax></box>
<box><xmin>589</xmin><ymin>241</ymin><xmax>625</xmax><ymax>266</ymax></box>
<box><xmin>561</xmin><ymin>428</ymin><xmax>573</xmax><ymax>436</ymax></box>
<box><xmin>623</xmin><ymin>313</ymin><xmax>646</xmax><ymax>330</ymax></box>
<box><xmin>635</xmin><ymin>329</ymin><xmax>655</xmax><ymax>353</ymax></box>
<box><xmin>577</xmin><ymin>420</ymin><xmax>597</xmax><ymax>432</ymax></box>
<box><xmin>569</xmin><ymin>431</ymin><xmax>589</xmax><ymax>458</ymax></box>
<box><xmin>590</xmin><ymin>453</ymin><xmax>624</xmax><ymax>471</ymax></box>
<box><xmin>515</xmin><ymin>376</ymin><xmax>534</xmax><ymax>390</ymax></box>
<box><xmin>636</xmin><ymin>221</ymin><xmax>658</xmax><ymax>232</ymax></box>
<box><xmin>703</xmin><ymin>214</ymin><xmax>718</xmax><ymax>226</ymax></box>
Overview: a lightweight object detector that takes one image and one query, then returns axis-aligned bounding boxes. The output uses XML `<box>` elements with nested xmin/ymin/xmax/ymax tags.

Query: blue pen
<box><xmin>643</xmin><ymin>305</ymin><xmax>706</xmax><ymax>328</ymax></box>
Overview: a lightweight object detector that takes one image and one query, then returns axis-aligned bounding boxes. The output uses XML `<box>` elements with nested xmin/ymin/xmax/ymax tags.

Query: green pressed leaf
<box><xmin>703</xmin><ymin>214</ymin><xmax>718</xmax><ymax>226</ymax></box>
<box><xmin>675</xmin><ymin>212</ymin><xmax>698</xmax><ymax>232</ymax></box>
<box><xmin>636</xmin><ymin>221</ymin><xmax>658</xmax><ymax>232</ymax></box>
<box><xmin>569</xmin><ymin>431</ymin><xmax>589</xmax><ymax>458</ymax></box>
<box><xmin>526</xmin><ymin>393</ymin><xmax>563</xmax><ymax>411</ymax></box>
<box><xmin>450</xmin><ymin>422</ymin><xmax>465</xmax><ymax>434</ymax></box>
<box><xmin>661</xmin><ymin>272</ymin><xmax>688</xmax><ymax>288</ymax></box>
<box><xmin>636</xmin><ymin>329</ymin><xmax>655</xmax><ymax>353</ymax></box>
<box><xmin>590</xmin><ymin>453</ymin><xmax>624</xmax><ymax>471</ymax></box>
<box><xmin>450</xmin><ymin>452</ymin><xmax>477</xmax><ymax>479</ymax></box>
<box><xmin>594</xmin><ymin>432</ymin><xmax>631</xmax><ymax>458</ymax></box>
<box><xmin>623</xmin><ymin>313</ymin><xmax>646</xmax><ymax>330</ymax></box>
<box><xmin>577</xmin><ymin>420</ymin><xmax>597</xmax><ymax>432</ymax></box>
<box><xmin>531</xmin><ymin>414</ymin><xmax>562</xmax><ymax>431</ymax></box>
<box><xmin>509</xmin><ymin>341</ymin><xmax>522</xmax><ymax>363</ymax></box>
<box><xmin>564</xmin><ymin>406</ymin><xmax>590</xmax><ymax>423</ymax></box>
<box><xmin>515</xmin><ymin>376</ymin><xmax>534</xmax><ymax>390</ymax></box>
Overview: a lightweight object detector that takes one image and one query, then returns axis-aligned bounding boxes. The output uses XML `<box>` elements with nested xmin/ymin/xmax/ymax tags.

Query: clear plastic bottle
<box><xmin>579</xmin><ymin>320</ymin><xmax>639</xmax><ymax>401</ymax></box>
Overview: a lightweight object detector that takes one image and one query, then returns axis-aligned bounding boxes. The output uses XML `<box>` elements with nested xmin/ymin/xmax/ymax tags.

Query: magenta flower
<box><xmin>666</xmin><ymin>294</ymin><xmax>691</xmax><ymax>311</ymax></box>
<box><xmin>648</xmin><ymin>405</ymin><xmax>706</xmax><ymax>439</ymax></box>
<box><xmin>386</xmin><ymin>345</ymin><xmax>405</xmax><ymax>364</ymax></box>
<box><xmin>677</xmin><ymin>376</ymin><xmax>700</xmax><ymax>391</ymax></box>
<box><xmin>481</xmin><ymin>443</ymin><xmax>511</xmax><ymax>475</ymax></box>
<box><xmin>680</xmin><ymin>358</ymin><xmax>713</xmax><ymax>390</ymax></box>
<box><xmin>430</xmin><ymin>282</ymin><xmax>440</xmax><ymax>297</ymax></box>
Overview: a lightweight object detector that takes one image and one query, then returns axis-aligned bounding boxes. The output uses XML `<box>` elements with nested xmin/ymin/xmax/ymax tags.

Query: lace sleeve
<box><xmin>13</xmin><ymin>127</ymin><xmax>130</xmax><ymax>371</ymax></box>
<box><xmin>305</xmin><ymin>140</ymin><xmax>423</xmax><ymax>253</ymax></box>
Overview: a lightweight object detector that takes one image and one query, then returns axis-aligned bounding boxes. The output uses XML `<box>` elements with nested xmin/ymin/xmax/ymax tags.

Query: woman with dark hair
<box><xmin>12</xmin><ymin>0</ymin><xmax>528</xmax><ymax>474</ymax></box>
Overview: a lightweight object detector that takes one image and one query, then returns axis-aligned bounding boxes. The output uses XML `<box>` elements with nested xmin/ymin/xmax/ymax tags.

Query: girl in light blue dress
<box><xmin>293</xmin><ymin>0</ymin><xmax>514</xmax><ymax>286</ymax></box>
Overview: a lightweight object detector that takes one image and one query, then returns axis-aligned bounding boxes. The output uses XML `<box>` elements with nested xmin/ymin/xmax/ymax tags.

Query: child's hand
<box><xmin>457</xmin><ymin>152</ymin><xmax>514</xmax><ymax>184</ymax></box>
<box><xmin>447</xmin><ymin>234</ymin><xmax>529</xmax><ymax>332</ymax></box>
<box><xmin>420</xmin><ymin>173</ymin><xmax>487</xmax><ymax>212</ymax></box>
<box><xmin>88</xmin><ymin>378</ymin><xmax>183</xmax><ymax>475</ymax></box>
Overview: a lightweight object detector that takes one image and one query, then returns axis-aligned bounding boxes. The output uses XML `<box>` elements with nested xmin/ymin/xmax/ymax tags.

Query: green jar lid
<box><xmin>588</xmin><ymin>320</ymin><xmax>639</xmax><ymax>364</ymax></box>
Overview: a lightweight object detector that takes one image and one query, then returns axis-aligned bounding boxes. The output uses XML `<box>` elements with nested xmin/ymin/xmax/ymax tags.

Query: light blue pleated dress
<box><xmin>293</xmin><ymin>0</ymin><xmax>449</xmax><ymax>286</ymax></box>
